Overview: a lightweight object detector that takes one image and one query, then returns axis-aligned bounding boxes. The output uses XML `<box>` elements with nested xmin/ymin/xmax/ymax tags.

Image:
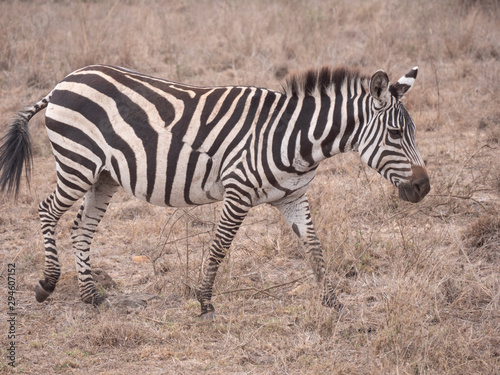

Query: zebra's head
<box><xmin>358</xmin><ymin>67</ymin><xmax>430</xmax><ymax>203</ymax></box>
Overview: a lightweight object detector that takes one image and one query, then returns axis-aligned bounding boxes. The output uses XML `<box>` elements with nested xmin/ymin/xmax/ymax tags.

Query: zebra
<box><xmin>0</xmin><ymin>64</ymin><xmax>430</xmax><ymax>318</ymax></box>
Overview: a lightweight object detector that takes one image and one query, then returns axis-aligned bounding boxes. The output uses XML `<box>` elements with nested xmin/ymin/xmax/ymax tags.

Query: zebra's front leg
<box><xmin>275</xmin><ymin>194</ymin><xmax>342</xmax><ymax>311</ymax></box>
<box><xmin>197</xmin><ymin>194</ymin><xmax>250</xmax><ymax>319</ymax></box>
<box><xmin>71</xmin><ymin>171</ymin><xmax>119</xmax><ymax>306</ymax></box>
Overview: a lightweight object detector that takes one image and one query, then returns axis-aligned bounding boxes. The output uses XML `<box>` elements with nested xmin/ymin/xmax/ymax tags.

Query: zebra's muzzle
<box><xmin>398</xmin><ymin>165</ymin><xmax>430</xmax><ymax>203</ymax></box>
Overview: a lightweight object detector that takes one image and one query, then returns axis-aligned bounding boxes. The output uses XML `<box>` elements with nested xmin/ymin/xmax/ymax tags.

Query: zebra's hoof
<box><xmin>198</xmin><ymin>303</ymin><xmax>216</xmax><ymax>320</ymax></box>
<box><xmin>82</xmin><ymin>293</ymin><xmax>108</xmax><ymax>307</ymax></box>
<box><xmin>34</xmin><ymin>281</ymin><xmax>52</xmax><ymax>303</ymax></box>
<box><xmin>92</xmin><ymin>295</ymin><xmax>109</xmax><ymax>307</ymax></box>
<box><xmin>322</xmin><ymin>293</ymin><xmax>343</xmax><ymax>312</ymax></box>
<box><xmin>199</xmin><ymin>310</ymin><xmax>216</xmax><ymax>321</ymax></box>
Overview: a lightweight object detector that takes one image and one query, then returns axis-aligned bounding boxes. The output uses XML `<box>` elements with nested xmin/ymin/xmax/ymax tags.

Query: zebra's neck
<box><xmin>274</xmin><ymin>78</ymin><xmax>372</xmax><ymax>173</ymax></box>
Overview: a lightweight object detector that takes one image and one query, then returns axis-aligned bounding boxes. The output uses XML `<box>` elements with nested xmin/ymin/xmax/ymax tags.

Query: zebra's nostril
<box><xmin>414</xmin><ymin>181</ymin><xmax>422</xmax><ymax>194</ymax></box>
<box><xmin>413</xmin><ymin>177</ymin><xmax>430</xmax><ymax>197</ymax></box>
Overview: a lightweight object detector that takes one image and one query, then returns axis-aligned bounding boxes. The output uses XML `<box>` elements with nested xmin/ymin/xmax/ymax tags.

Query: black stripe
<box><xmin>111</xmin><ymin>156</ymin><xmax>122</xmax><ymax>186</ymax></box>
<box><xmin>270</xmin><ymin>96</ymin><xmax>297</xmax><ymax>176</ymax></box>
<box><xmin>350</xmin><ymin>90</ymin><xmax>367</xmax><ymax>148</ymax></box>
<box><xmin>201</xmin><ymin>157</ymin><xmax>213</xmax><ymax>191</ymax></box>
<box><xmin>321</xmin><ymin>82</ymin><xmax>343</xmax><ymax>157</ymax></box>
<box><xmin>297</xmin><ymin>96</ymin><xmax>316</xmax><ymax>166</ymax></box>
<box><xmin>339</xmin><ymin>82</ymin><xmax>356</xmax><ymax>152</ymax></box>
<box><xmin>366</xmin><ymin>125</ymin><xmax>384</xmax><ymax>167</ymax></box>
<box><xmin>287</xmin><ymin>98</ymin><xmax>305</xmax><ymax>165</ymax></box>
<box><xmin>184</xmin><ymin>151</ymin><xmax>200</xmax><ymax>205</ymax></box>
<box><xmin>164</xmin><ymin>138</ymin><xmax>183</xmax><ymax>206</ymax></box>
<box><xmin>313</xmin><ymin>95</ymin><xmax>331</xmax><ymax>140</ymax></box>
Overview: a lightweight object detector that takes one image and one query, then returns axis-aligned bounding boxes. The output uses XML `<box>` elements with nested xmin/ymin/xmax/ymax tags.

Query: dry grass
<box><xmin>1</xmin><ymin>0</ymin><xmax>499</xmax><ymax>374</ymax></box>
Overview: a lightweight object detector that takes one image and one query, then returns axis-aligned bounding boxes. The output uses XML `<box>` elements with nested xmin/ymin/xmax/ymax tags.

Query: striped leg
<box><xmin>71</xmin><ymin>171</ymin><xmax>119</xmax><ymax>305</ymax></box>
<box><xmin>196</xmin><ymin>193</ymin><xmax>251</xmax><ymax>318</ymax></box>
<box><xmin>35</xmin><ymin>184</ymin><xmax>88</xmax><ymax>303</ymax></box>
<box><xmin>275</xmin><ymin>194</ymin><xmax>342</xmax><ymax>310</ymax></box>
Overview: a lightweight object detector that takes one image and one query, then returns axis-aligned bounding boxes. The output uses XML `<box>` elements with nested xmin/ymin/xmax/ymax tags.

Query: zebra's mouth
<box><xmin>398</xmin><ymin>165</ymin><xmax>430</xmax><ymax>203</ymax></box>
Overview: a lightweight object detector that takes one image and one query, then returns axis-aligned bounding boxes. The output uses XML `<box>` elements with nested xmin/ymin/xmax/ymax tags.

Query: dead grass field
<box><xmin>0</xmin><ymin>0</ymin><xmax>499</xmax><ymax>374</ymax></box>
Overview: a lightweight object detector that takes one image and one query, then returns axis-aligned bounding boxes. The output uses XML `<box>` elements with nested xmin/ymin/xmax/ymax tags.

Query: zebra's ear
<box><xmin>390</xmin><ymin>66</ymin><xmax>418</xmax><ymax>100</ymax></box>
<box><xmin>370</xmin><ymin>70</ymin><xmax>390</xmax><ymax>104</ymax></box>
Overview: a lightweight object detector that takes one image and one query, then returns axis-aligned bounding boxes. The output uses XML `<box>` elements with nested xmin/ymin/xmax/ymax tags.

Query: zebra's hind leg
<box><xmin>275</xmin><ymin>194</ymin><xmax>343</xmax><ymax>311</ymax></box>
<box><xmin>70</xmin><ymin>171</ymin><xmax>119</xmax><ymax>306</ymax></box>
<box><xmin>35</xmin><ymin>184</ymin><xmax>89</xmax><ymax>303</ymax></box>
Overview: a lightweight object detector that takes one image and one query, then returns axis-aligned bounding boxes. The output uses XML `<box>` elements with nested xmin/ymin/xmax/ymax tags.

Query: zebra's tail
<box><xmin>0</xmin><ymin>92</ymin><xmax>52</xmax><ymax>196</ymax></box>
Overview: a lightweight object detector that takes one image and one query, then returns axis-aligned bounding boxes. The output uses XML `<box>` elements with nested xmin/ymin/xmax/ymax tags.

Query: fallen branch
<box><xmin>217</xmin><ymin>274</ymin><xmax>309</xmax><ymax>298</ymax></box>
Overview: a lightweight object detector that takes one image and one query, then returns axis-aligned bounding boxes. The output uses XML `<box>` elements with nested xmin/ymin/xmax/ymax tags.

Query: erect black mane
<box><xmin>281</xmin><ymin>66</ymin><xmax>368</xmax><ymax>97</ymax></box>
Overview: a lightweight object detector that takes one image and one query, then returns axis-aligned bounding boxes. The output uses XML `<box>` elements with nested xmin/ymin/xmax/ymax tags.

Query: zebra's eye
<box><xmin>388</xmin><ymin>129</ymin><xmax>402</xmax><ymax>139</ymax></box>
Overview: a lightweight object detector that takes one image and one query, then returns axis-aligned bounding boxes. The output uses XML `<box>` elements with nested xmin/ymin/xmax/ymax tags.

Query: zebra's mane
<box><xmin>281</xmin><ymin>66</ymin><xmax>368</xmax><ymax>97</ymax></box>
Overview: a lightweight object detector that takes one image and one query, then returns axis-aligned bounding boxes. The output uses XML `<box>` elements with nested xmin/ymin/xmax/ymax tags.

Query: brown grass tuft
<box><xmin>463</xmin><ymin>214</ymin><xmax>500</xmax><ymax>261</ymax></box>
<box><xmin>84</xmin><ymin>315</ymin><xmax>154</xmax><ymax>349</ymax></box>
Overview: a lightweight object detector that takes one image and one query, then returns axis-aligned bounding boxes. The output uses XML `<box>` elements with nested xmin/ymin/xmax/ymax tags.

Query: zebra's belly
<box><xmin>118</xmin><ymin>174</ymin><xmax>224</xmax><ymax>208</ymax></box>
<box><xmin>225</xmin><ymin>165</ymin><xmax>317</xmax><ymax>207</ymax></box>
<box><xmin>251</xmin><ymin>178</ymin><xmax>313</xmax><ymax>206</ymax></box>
<box><xmin>146</xmin><ymin>179</ymin><xmax>224</xmax><ymax>207</ymax></box>
<box><xmin>107</xmin><ymin>142</ymin><xmax>225</xmax><ymax>208</ymax></box>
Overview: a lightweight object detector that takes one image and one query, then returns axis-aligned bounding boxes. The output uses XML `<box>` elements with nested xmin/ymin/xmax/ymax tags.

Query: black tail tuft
<box><xmin>0</xmin><ymin>113</ymin><xmax>33</xmax><ymax>196</ymax></box>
